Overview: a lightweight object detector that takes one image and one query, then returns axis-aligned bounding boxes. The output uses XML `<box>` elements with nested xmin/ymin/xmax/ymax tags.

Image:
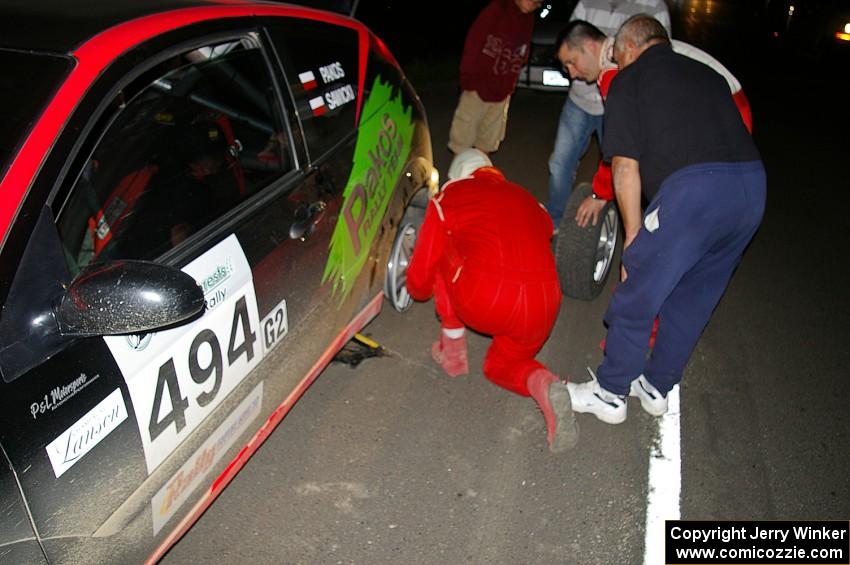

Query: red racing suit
<box><xmin>406</xmin><ymin>167</ymin><xmax>561</xmax><ymax>397</ymax></box>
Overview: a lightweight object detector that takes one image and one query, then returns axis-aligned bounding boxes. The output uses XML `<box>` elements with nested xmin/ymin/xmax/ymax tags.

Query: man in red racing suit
<box><xmin>405</xmin><ymin>149</ymin><xmax>578</xmax><ymax>453</ymax></box>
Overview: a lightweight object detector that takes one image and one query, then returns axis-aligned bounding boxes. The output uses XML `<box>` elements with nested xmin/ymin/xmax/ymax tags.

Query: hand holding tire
<box><xmin>575</xmin><ymin>195</ymin><xmax>606</xmax><ymax>228</ymax></box>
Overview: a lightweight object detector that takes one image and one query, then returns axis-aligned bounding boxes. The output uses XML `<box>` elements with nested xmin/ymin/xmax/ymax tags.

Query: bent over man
<box><xmin>553</xmin><ymin>19</ymin><xmax>754</xmax><ymax>227</ymax></box>
<box><xmin>545</xmin><ymin>0</ymin><xmax>670</xmax><ymax>227</ymax></box>
<box><xmin>406</xmin><ymin>149</ymin><xmax>578</xmax><ymax>453</ymax></box>
<box><xmin>567</xmin><ymin>15</ymin><xmax>766</xmax><ymax>424</ymax></box>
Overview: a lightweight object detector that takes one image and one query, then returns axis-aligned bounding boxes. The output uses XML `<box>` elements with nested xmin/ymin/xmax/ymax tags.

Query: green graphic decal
<box><xmin>323</xmin><ymin>76</ymin><xmax>414</xmax><ymax>302</ymax></box>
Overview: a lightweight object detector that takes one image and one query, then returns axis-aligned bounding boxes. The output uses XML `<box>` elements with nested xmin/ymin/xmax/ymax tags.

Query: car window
<box><xmin>265</xmin><ymin>20</ymin><xmax>359</xmax><ymax>159</ymax></box>
<box><xmin>57</xmin><ymin>36</ymin><xmax>291</xmax><ymax>272</ymax></box>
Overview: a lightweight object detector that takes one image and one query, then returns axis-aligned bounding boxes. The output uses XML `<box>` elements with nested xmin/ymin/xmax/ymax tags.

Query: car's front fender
<box><xmin>0</xmin><ymin>444</ymin><xmax>47</xmax><ymax>564</ymax></box>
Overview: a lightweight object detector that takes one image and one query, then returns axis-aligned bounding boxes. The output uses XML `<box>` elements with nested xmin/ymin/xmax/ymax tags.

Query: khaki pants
<box><xmin>448</xmin><ymin>90</ymin><xmax>510</xmax><ymax>154</ymax></box>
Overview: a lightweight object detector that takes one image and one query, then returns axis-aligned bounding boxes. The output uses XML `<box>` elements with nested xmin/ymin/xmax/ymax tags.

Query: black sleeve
<box><xmin>602</xmin><ymin>71</ymin><xmax>641</xmax><ymax>163</ymax></box>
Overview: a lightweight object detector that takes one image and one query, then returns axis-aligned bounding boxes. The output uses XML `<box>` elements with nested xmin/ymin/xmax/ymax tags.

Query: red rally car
<box><xmin>0</xmin><ymin>1</ymin><xmax>436</xmax><ymax>562</ymax></box>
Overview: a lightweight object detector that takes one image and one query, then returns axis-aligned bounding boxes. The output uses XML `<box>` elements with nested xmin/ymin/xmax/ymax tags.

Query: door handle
<box><xmin>289</xmin><ymin>200</ymin><xmax>327</xmax><ymax>240</ymax></box>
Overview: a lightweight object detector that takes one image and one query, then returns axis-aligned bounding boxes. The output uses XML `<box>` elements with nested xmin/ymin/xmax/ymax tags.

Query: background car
<box><xmin>517</xmin><ymin>1</ymin><xmax>577</xmax><ymax>91</ymax></box>
<box><xmin>0</xmin><ymin>1</ymin><xmax>436</xmax><ymax>563</ymax></box>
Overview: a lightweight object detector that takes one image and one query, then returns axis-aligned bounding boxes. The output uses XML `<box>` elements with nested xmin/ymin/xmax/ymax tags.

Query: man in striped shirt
<box><xmin>545</xmin><ymin>0</ymin><xmax>670</xmax><ymax>229</ymax></box>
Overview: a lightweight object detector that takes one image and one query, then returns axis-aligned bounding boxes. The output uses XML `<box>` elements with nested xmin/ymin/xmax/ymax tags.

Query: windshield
<box><xmin>0</xmin><ymin>49</ymin><xmax>74</xmax><ymax>180</ymax></box>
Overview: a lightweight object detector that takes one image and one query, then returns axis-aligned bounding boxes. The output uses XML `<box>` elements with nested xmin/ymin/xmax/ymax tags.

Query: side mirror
<box><xmin>57</xmin><ymin>261</ymin><xmax>205</xmax><ymax>336</ymax></box>
<box><xmin>0</xmin><ymin>207</ymin><xmax>208</xmax><ymax>383</ymax></box>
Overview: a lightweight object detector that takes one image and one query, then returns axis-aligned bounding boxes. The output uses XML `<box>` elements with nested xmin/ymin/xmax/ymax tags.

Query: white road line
<box><xmin>643</xmin><ymin>386</ymin><xmax>682</xmax><ymax>565</ymax></box>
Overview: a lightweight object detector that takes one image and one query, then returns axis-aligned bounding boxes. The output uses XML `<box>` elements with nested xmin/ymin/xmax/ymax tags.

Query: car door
<box><xmin>262</xmin><ymin>17</ymin><xmax>365</xmax><ymax>316</ymax></box>
<box><xmin>263</xmin><ymin>15</ymin><xmax>423</xmax><ymax>319</ymax></box>
<box><xmin>0</xmin><ymin>24</ymin><xmax>347</xmax><ymax>563</ymax></box>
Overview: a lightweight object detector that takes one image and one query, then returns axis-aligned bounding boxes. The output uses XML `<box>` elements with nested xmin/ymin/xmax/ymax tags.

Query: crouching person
<box><xmin>405</xmin><ymin>149</ymin><xmax>578</xmax><ymax>453</ymax></box>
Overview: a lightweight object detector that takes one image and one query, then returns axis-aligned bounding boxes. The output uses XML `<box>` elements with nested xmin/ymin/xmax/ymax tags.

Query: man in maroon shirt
<box><xmin>406</xmin><ymin>149</ymin><xmax>578</xmax><ymax>453</ymax></box>
<box><xmin>447</xmin><ymin>0</ymin><xmax>541</xmax><ymax>155</ymax></box>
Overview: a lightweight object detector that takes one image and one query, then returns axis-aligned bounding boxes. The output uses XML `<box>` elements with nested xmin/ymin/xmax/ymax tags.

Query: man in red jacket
<box><xmin>406</xmin><ymin>149</ymin><xmax>578</xmax><ymax>453</ymax></box>
<box><xmin>448</xmin><ymin>0</ymin><xmax>542</xmax><ymax>155</ymax></box>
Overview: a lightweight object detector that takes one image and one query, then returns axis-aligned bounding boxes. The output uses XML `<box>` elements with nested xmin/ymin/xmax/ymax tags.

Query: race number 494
<box><xmin>148</xmin><ymin>296</ymin><xmax>258</xmax><ymax>443</ymax></box>
<box><xmin>107</xmin><ymin>235</ymin><xmax>289</xmax><ymax>475</ymax></box>
<box><xmin>135</xmin><ymin>290</ymin><xmax>261</xmax><ymax>473</ymax></box>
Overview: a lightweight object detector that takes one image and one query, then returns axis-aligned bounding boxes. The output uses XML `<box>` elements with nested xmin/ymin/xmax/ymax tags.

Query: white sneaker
<box><xmin>566</xmin><ymin>370</ymin><xmax>627</xmax><ymax>425</ymax></box>
<box><xmin>629</xmin><ymin>374</ymin><xmax>668</xmax><ymax>416</ymax></box>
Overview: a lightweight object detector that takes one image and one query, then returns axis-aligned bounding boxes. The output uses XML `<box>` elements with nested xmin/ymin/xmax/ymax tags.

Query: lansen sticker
<box><xmin>45</xmin><ymin>388</ymin><xmax>128</xmax><ymax>478</ymax></box>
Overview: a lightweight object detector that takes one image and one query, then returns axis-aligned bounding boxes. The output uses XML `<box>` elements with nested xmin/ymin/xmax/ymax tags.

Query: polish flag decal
<box><xmin>298</xmin><ymin>70</ymin><xmax>317</xmax><ymax>91</ymax></box>
<box><xmin>309</xmin><ymin>96</ymin><xmax>327</xmax><ymax>116</ymax></box>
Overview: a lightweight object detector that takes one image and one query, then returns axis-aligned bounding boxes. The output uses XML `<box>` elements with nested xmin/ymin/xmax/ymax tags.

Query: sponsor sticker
<box><xmin>105</xmin><ymin>241</ymin><xmax>240</xmax><ymax>377</ymax></box>
<box><xmin>31</xmin><ymin>373</ymin><xmax>101</xmax><ymax>419</ymax></box>
<box><xmin>322</xmin><ymin>76</ymin><xmax>414</xmax><ymax>302</ymax></box>
<box><xmin>151</xmin><ymin>382</ymin><xmax>262</xmax><ymax>534</ymax></box>
<box><xmin>259</xmin><ymin>297</ymin><xmax>288</xmax><ymax>356</ymax></box>
<box><xmin>45</xmin><ymin>388</ymin><xmax>128</xmax><ymax>478</ymax></box>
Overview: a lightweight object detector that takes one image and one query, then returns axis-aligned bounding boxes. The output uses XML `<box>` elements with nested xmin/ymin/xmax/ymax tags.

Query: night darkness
<box><xmin>291</xmin><ymin>0</ymin><xmax>849</xmax><ymax>78</ymax></box>
<box><xmin>354</xmin><ymin>0</ymin><xmax>491</xmax><ymax>64</ymax></box>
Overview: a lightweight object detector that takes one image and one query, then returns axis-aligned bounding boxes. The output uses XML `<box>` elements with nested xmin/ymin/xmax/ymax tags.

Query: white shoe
<box><xmin>566</xmin><ymin>370</ymin><xmax>627</xmax><ymax>425</ymax></box>
<box><xmin>629</xmin><ymin>374</ymin><xmax>668</xmax><ymax>416</ymax></box>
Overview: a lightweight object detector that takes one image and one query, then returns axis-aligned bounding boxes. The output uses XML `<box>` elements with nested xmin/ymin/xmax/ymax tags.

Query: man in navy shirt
<box><xmin>567</xmin><ymin>15</ymin><xmax>766</xmax><ymax>424</ymax></box>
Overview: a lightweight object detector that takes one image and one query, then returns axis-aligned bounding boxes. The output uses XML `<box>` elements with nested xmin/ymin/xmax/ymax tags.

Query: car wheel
<box><xmin>384</xmin><ymin>191</ymin><xmax>427</xmax><ymax>312</ymax></box>
<box><xmin>554</xmin><ymin>182</ymin><xmax>620</xmax><ymax>301</ymax></box>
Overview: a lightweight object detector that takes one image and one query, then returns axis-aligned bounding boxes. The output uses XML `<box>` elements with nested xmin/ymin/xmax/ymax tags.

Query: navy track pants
<box><xmin>596</xmin><ymin>161</ymin><xmax>766</xmax><ymax>396</ymax></box>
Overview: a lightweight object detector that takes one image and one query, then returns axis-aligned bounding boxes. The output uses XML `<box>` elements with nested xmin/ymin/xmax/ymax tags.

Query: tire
<box><xmin>384</xmin><ymin>191</ymin><xmax>428</xmax><ymax>312</ymax></box>
<box><xmin>554</xmin><ymin>182</ymin><xmax>620</xmax><ymax>301</ymax></box>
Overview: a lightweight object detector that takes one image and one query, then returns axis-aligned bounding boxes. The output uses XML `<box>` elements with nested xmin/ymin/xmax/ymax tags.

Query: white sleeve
<box><xmin>651</xmin><ymin>1</ymin><xmax>672</xmax><ymax>35</ymax></box>
<box><xmin>570</xmin><ymin>0</ymin><xmax>587</xmax><ymax>21</ymax></box>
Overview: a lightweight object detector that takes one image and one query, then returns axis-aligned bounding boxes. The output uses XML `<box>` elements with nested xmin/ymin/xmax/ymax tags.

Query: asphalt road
<box><xmin>162</xmin><ymin>6</ymin><xmax>850</xmax><ymax>565</ymax></box>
